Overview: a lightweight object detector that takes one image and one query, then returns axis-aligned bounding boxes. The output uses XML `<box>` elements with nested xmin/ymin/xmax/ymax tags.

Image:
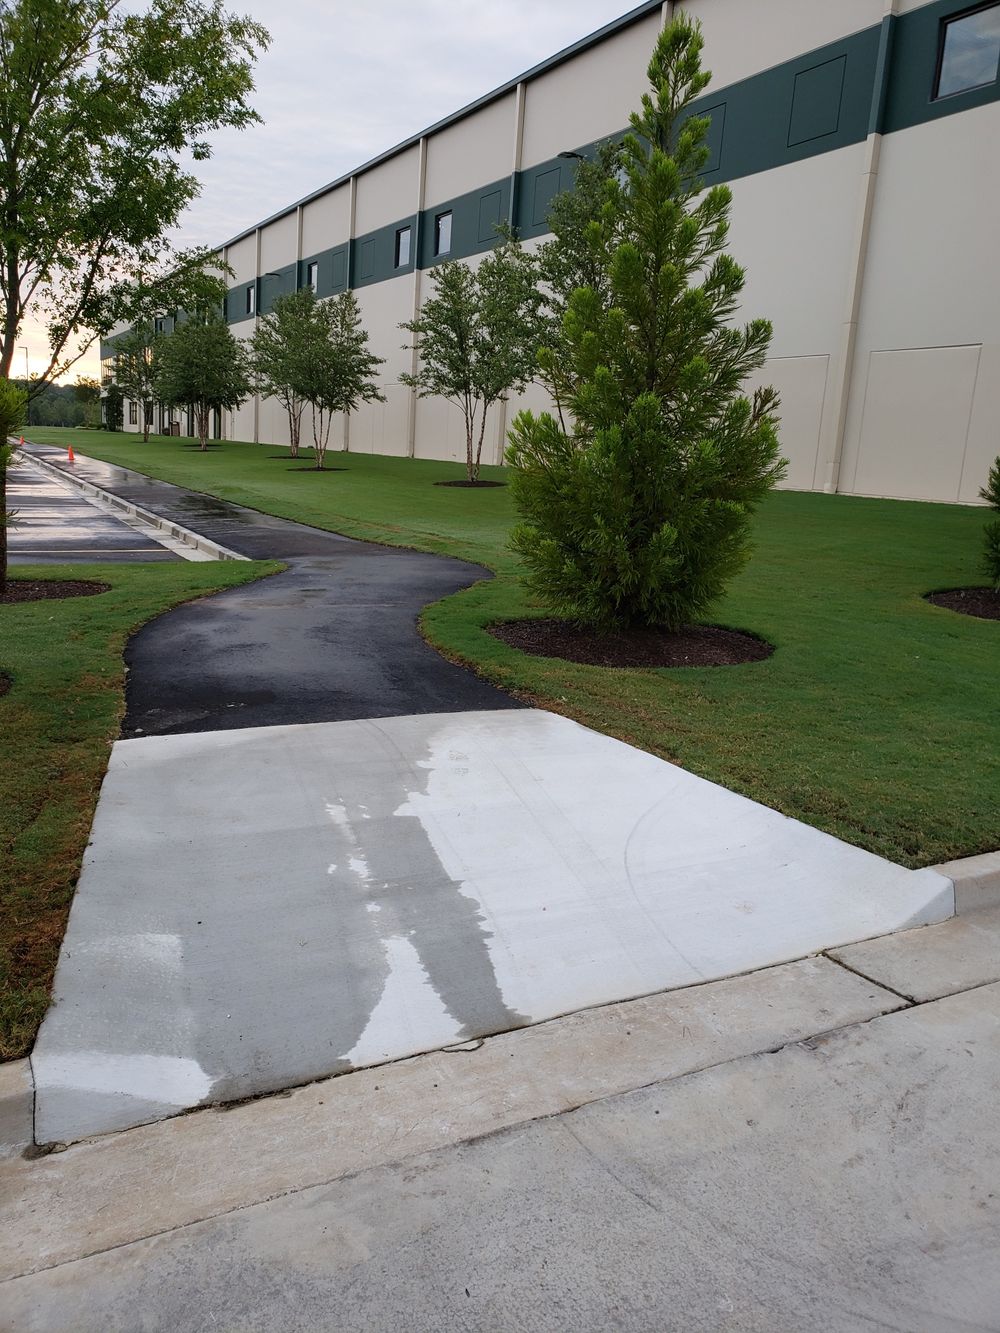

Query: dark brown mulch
<box><xmin>434</xmin><ymin>479</ymin><xmax>506</xmax><ymax>488</ymax></box>
<box><xmin>488</xmin><ymin>617</ymin><xmax>774</xmax><ymax>668</ymax></box>
<box><xmin>1</xmin><ymin>579</ymin><xmax>111</xmax><ymax>605</ymax></box>
<box><xmin>925</xmin><ymin>587</ymin><xmax>1000</xmax><ymax>621</ymax></box>
<box><xmin>0</xmin><ymin>674</ymin><xmax>9</xmax><ymax>697</ymax></box>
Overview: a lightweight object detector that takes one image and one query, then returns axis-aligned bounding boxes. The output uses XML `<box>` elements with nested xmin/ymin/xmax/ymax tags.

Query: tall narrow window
<box><xmin>395</xmin><ymin>225</ymin><xmax>412</xmax><ymax>268</ymax></box>
<box><xmin>129</xmin><ymin>401</ymin><xmax>137</xmax><ymax>424</ymax></box>
<box><xmin>246</xmin><ymin>284</ymin><xmax>255</xmax><ymax>315</ymax></box>
<box><xmin>307</xmin><ymin>261</ymin><xmax>318</xmax><ymax>292</ymax></box>
<box><xmin>434</xmin><ymin>210</ymin><xmax>452</xmax><ymax>257</ymax></box>
<box><xmin>936</xmin><ymin>2</ymin><xmax>1000</xmax><ymax>98</ymax></box>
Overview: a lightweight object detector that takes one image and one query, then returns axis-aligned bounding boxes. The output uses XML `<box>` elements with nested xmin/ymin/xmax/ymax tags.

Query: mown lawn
<box><xmin>0</xmin><ymin>559</ymin><xmax>278</xmax><ymax>1058</ymax></box>
<box><xmin>26</xmin><ymin>427</ymin><xmax>1000</xmax><ymax>874</ymax></box>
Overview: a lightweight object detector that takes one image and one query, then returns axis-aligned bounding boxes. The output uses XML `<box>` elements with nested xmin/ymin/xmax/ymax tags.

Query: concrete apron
<box><xmin>30</xmin><ymin>709</ymin><xmax>953</xmax><ymax>1145</ymax></box>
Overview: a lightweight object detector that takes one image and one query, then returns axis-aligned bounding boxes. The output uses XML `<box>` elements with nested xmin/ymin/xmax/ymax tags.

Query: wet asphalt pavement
<box><xmin>22</xmin><ymin>442</ymin><xmax>520</xmax><ymax>734</ymax></box>
<box><xmin>8</xmin><ymin>453</ymin><xmax>179</xmax><ymax>563</ymax></box>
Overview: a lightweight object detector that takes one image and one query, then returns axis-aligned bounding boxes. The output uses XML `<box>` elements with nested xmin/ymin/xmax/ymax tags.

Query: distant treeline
<box><xmin>14</xmin><ymin>380</ymin><xmax>99</xmax><ymax>428</ymax></box>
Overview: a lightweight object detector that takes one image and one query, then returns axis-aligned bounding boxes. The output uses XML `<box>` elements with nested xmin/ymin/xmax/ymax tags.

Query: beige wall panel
<box><xmin>258</xmin><ymin>394</ymin><xmax>289</xmax><ymax>448</ymax></box>
<box><xmin>230</xmin><ymin>400</ymin><xmax>255</xmax><ymax>444</ymax></box>
<box><xmin>521</xmin><ymin>14</ymin><xmax>661</xmax><ymax>166</ymax></box>
<box><xmin>355</xmin><ymin>145</ymin><xmax>420</xmax><ymax>234</ymax></box>
<box><xmin>847</xmin><ymin>108</ymin><xmax>1000</xmax><ymax>352</ymax></box>
<box><xmin>851</xmin><ymin>345</ymin><xmax>981</xmax><ymax>501</ymax></box>
<box><xmin>226</xmin><ymin>236</ymin><xmax>257</xmax><ymax>285</ymax></box>
<box><xmin>746</xmin><ymin>355</ymin><xmax>830</xmax><ymax>492</ymax></box>
<box><xmin>840</xmin><ymin>106</ymin><xmax>1000</xmax><ymax>495</ymax></box>
<box><xmin>350</xmin><ymin>385</ymin><xmax>410</xmax><ymax>458</ymax></box>
<box><xmin>958</xmin><ymin>343</ymin><xmax>1000</xmax><ymax>503</ymax></box>
<box><xmin>259</xmin><ymin>213</ymin><xmax>297</xmax><ymax>274</ymax></box>
<box><xmin>353</xmin><ymin>275</ymin><xmax>414</xmax><ymax>379</ymax></box>
<box><xmin>680</xmin><ymin>0</ymin><xmax>882</xmax><ymax>91</ymax></box>
<box><xmin>424</xmin><ymin>93</ymin><xmax>516</xmax><ymax>207</ymax></box>
<box><xmin>896</xmin><ymin>0</ymin><xmax>938</xmax><ymax>11</ymax></box>
<box><xmin>413</xmin><ymin>394</ymin><xmax>459</xmax><ymax>462</ymax></box>
<box><xmin>301</xmin><ymin>186</ymin><xmax>351</xmax><ymax>257</ymax></box>
<box><xmin>728</xmin><ymin>145</ymin><xmax>867</xmax><ymax>358</ymax></box>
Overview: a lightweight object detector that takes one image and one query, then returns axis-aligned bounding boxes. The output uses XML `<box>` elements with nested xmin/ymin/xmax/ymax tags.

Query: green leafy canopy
<box><xmin>0</xmin><ymin>0</ymin><xmax>269</xmax><ymax>388</ymax></box>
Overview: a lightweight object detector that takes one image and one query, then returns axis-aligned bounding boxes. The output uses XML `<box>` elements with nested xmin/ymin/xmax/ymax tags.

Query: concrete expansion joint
<box><xmin>822</xmin><ymin>949</ymin><xmax>918</xmax><ymax>1006</ymax></box>
<box><xmin>14</xmin><ymin>448</ymin><xmax>248</xmax><ymax>563</ymax></box>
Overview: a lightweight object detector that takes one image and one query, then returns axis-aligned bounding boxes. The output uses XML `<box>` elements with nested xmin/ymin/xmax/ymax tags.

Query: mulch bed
<box><xmin>488</xmin><ymin>618</ymin><xmax>773</xmax><ymax>668</ymax></box>
<box><xmin>925</xmin><ymin>587</ymin><xmax>1000</xmax><ymax>621</ymax></box>
<box><xmin>434</xmin><ymin>479</ymin><xmax>506</xmax><ymax>488</ymax></box>
<box><xmin>1</xmin><ymin>579</ymin><xmax>110</xmax><ymax>605</ymax></box>
<box><xmin>0</xmin><ymin>674</ymin><xmax>9</xmax><ymax>697</ymax></box>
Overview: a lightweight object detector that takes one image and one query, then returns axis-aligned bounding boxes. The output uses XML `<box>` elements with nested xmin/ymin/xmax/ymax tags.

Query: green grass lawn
<box><xmin>0</xmin><ymin>559</ymin><xmax>278</xmax><ymax>1058</ymax></box>
<box><xmin>25</xmin><ymin>427</ymin><xmax>1000</xmax><ymax>878</ymax></box>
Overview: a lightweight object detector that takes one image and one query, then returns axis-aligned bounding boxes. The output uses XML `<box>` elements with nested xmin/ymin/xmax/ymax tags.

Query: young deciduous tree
<box><xmin>112</xmin><ymin>325</ymin><xmax>162</xmax><ymax>442</ymax></box>
<box><xmin>155</xmin><ymin>316</ymin><xmax>250</xmax><ymax>451</ymax></box>
<box><xmin>0</xmin><ymin>0</ymin><xmax>268</xmax><ymax>391</ymax></box>
<box><xmin>401</xmin><ymin>238</ymin><xmax>543</xmax><ymax>484</ymax></box>
<box><xmin>292</xmin><ymin>292</ymin><xmax>384</xmax><ymax>471</ymax></box>
<box><xmin>506</xmin><ymin>17</ymin><xmax>785</xmax><ymax>632</ymax></box>
<box><xmin>0</xmin><ymin>377</ymin><xmax>27</xmax><ymax>596</ymax></box>
<box><xmin>249</xmin><ymin>288</ymin><xmax>313</xmax><ymax>457</ymax></box>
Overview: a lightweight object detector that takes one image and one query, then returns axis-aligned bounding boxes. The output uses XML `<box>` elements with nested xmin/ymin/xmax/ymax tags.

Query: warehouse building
<box><xmin>103</xmin><ymin>0</ymin><xmax>1000</xmax><ymax>503</ymax></box>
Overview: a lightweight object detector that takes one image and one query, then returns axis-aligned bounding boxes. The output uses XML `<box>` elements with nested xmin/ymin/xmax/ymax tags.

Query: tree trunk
<box><xmin>465</xmin><ymin>399</ymin><xmax>475</xmax><ymax>483</ymax></box>
<box><xmin>287</xmin><ymin>398</ymin><xmax>299</xmax><ymax>458</ymax></box>
<box><xmin>472</xmin><ymin>406</ymin><xmax>490</xmax><ymax>484</ymax></box>
<box><xmin>313</xmin><ymin>405</ymin><xmax>327</xmax><ymax>470</ymax></box>
<box><xmin>0</xmin><ymin>451</ymin><xmax>8</xmax><ymax>599</ymax></box>
<box><xmin>198</xmin><ymin>404</ymin><xmax>209</xmax><ymax>451</ymax></box>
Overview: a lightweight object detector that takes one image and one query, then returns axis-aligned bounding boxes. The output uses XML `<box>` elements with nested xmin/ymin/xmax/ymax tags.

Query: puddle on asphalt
<box><xmin>174</xmin><ymin>495</ymin><xmax>250</xmax><ymax>522</ymax></box>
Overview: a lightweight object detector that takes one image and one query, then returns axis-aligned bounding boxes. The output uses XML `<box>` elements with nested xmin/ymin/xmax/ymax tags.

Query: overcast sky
<box><xmin>29</xmin><ymin>0</ymin><xmax>638</xmax><ymax>382</ymax></box>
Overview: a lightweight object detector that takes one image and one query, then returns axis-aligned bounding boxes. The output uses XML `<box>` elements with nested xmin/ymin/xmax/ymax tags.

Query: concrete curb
<box><xmin>0</xmin><ymin>1059</ymin><xmax>33</xmax><ymax>1160</ymax></box>
<box><xmin>931</xmin><ymin>852</ymin><xmax>1000</xmax><ymax>916</ymax></box>
<box><xmin>13</xmin><ymin>444</ymin><xmax>248</xmax><ymax>563</ymax></box>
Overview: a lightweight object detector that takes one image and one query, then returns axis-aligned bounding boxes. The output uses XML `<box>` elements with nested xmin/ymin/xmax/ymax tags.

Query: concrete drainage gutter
<box><xmin>13</xmin><ymin>446</ymin><xmax>248</xmax><ymax>563</ymax></box>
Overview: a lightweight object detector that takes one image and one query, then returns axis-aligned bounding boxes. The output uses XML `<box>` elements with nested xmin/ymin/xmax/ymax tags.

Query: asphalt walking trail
<box><xmin>21</xmin><ymin>441</ymin><xmax>519</xmax><ymax>732</ymax></box>
<box><xmin>21</xmin><ymin>442</ymin><xmax>953</xmax><ymax>1147</ymax></box>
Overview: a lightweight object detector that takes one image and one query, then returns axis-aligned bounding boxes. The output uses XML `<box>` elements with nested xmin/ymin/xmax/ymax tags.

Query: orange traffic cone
<box><xmin>18</xmin><ymin>435</ymin><xmax>24</xmax><ymax>445</ymax></box>
<box><xmin>67</xmin><ymin>444</ymin><xmax>75</xmax><ymax>462</ymax></box>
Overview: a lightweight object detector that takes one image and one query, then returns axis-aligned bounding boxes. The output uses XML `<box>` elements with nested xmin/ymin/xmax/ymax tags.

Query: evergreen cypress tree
<box><xmin>980</xmin><ymin>456</ymin><xmax>1000</xmax><ymax>590</ymax></box>
<box><xmin>507</xmin><ymin>16</ymin><xmax>786</xmax><ymax>632</ymax></box>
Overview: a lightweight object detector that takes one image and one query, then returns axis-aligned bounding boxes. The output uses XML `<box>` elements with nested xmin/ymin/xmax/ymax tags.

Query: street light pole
<box><xmin>18</xmin><ymin>345</ymin><xmax>30</xmax><ymax>426</ymax></box>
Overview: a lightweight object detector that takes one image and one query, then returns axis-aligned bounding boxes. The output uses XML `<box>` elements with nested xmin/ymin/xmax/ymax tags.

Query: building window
<box><xmin>434</xmin><ymin>210</ymin><xmax>452</xmax><ymax>256</ymax></box>
<box><xmin>154</xmin><ymin>317</ymin><xmax>164</xmax><ymax>335</ymax></box>
<box><xmin>246</xmin><ymin>284</ymin><xmax>256</xmax><ymax>315</ymax></box>
<box><xmin>129</xmin><ymin>401</ymin><xmax>137</xmax><ymax>424</ymax></box>
<box><xmin>307</xmin><ymin>261</ymin><xmax>318</xmax><ymax>292</ymax></box>
<box><xmin>395</xmin><ymin>225</ymin><xmax>412</xmax><ymax>268</ymax></box>
<box><xmin>936</xmin><ymin>3</ymin><xmax>1000</xmax><ymax>98</ymax></box>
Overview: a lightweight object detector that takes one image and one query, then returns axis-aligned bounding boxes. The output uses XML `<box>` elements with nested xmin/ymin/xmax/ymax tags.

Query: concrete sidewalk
<box><xmin>30</xmin><ymin>709</ymin><xmax>952</xmax><ymax>1144</ymax></box>
<box><xmin>4</xmin><ymin>907</ymin><xmax>1000</xmax><ymax>1330</ymax></box>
